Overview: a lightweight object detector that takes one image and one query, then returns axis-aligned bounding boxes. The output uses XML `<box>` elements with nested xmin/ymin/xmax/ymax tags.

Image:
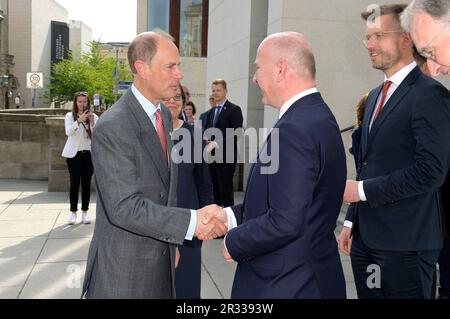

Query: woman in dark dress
<box><xmin>164</xmin><ymin>84</ymin><xmax>214</xmax><ymax>299</ymax></box>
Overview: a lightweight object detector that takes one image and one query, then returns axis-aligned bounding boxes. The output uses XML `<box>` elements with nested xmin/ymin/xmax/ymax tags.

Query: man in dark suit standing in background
<box><xmin>339</xmin><ymin>4</ymin><xmax>450</xmax><ymax>299</ymax></box>
<box><xmin>204</xmin><ymin>79</ymin><xmax>243</xmax><ymax>207</ymax></box>
<box><xmin>219</xmin><ymin>31</ymin><xmax>347</xmax><ymax>298</ymax></box>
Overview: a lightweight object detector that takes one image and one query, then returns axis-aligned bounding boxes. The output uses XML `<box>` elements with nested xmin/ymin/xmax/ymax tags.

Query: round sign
<box><xmin>29</xmin><ymin>73</ymin><xmax>41</xmax><ymax>85</ymax></box>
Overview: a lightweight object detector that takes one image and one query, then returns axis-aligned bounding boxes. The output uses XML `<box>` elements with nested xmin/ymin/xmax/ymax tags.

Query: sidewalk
<box><xmin>0</xmin><ymin>179</ymin><xmax>356</xmax><ymax>299</ymax></box>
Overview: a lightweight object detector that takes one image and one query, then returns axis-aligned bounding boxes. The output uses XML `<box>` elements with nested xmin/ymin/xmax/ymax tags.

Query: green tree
<box><xmin>48</xmin><ymin>41</ymin><xmax>132</xmax><ymax>106</ymax></box>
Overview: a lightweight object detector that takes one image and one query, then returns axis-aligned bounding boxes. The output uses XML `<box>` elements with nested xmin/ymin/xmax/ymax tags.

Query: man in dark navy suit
<box><xmin>218</xmin><ymin>32</ymin><xmax>347</xmax><ymax>298</ymax></box>
<box><xmin>204</xmin><ymin>79</ymin><xmax>243</xmax><ymax>207</ymax></box>
<box><xmin>339</xmin><ymin>4</ymin><xmax>450</xmax><ymax>299</ymax></box>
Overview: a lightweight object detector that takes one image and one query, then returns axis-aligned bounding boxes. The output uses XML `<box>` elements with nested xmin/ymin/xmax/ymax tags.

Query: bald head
<box><xmin>259</xmin><ymin>32</ymin><xmax>316</xmax><ymax>80</ymax></box>
<box><xmin>128</xmin><ymin>31</ymin><xmax>175</xmax><ymax>74</ymax></box>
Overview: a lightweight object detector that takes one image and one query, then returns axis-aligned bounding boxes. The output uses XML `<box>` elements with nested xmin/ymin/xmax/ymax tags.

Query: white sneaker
<box><xmin>81</xmin><ymin>212</ymin><xmax>91</xmax><ymax>224</ymax></box>
<box><xmin>68</xmin><ymin>213</ymin><xmax>77</xmax><ymax>225</ymax></box>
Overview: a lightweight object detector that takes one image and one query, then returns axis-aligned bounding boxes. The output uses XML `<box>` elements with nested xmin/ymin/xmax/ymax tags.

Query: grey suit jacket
<box><xmin>82</xmin><ymin>89</ymin><xmax>192</xmax><ymax>298</ymax></box>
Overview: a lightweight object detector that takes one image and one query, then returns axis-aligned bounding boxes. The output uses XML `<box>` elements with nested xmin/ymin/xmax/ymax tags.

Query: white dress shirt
<box><xmin>345</xmin><ymin>61</ymin><xmax>417</xmax><ymax>229</ymax></box>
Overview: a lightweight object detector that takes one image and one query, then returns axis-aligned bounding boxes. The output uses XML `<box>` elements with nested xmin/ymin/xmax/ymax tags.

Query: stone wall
<box><xmin>0</xmin><ymin>108</ymin><xmax>242</xmax><ymax>192</ymax></box>
<box><xmin>0</xmin><ymin>109</ymin><xmax>75</xmax><ymax>192</ymax></box>
<box><xmin>0</xmin><ymin>113</ymin><xmax>51</xmax><ymax>180</ymax></box>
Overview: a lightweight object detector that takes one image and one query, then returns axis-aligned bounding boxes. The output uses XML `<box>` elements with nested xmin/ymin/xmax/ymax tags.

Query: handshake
<box><xmin>194</xmin><ymin>204</ymin><xmax>228</xmax><ymax>241</ymax></box>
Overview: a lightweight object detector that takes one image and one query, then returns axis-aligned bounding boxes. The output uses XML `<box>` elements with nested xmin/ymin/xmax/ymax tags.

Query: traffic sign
<box><xmin>27</xmin><ymin>72</ymin><xmax>44</xmax><ymax>89</ymax></box>
<box><xmin>118</xmin><ymin>81</ymin><xmax>132</xmax><ymax>94</ymax></box>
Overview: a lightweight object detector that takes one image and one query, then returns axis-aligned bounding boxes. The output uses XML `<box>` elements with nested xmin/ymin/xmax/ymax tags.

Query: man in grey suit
<box><xmin>82</xmin><ymin>31</ymin><xmax>227</xmax><ymax>299</ymax></box>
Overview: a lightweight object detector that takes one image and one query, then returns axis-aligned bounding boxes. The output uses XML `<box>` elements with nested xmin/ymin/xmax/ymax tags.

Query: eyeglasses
<box><xmin>162</xmin><ymin>95</ymin><xmax>182</xmax><ymax>103</ymax></box>
<box><xmin>75</xmin><ymin>91</ymin><xmax>88</xmax><ymax>97</ymax></box>
<box><xmin>363</xmin><ymin>30</ymin><xmax>404</xmax><ymax>46</ymax></box>
<box><xmin>417</xmin><ymin>26</ymin><xmax>447</xmax><ymax>63</ymax></box>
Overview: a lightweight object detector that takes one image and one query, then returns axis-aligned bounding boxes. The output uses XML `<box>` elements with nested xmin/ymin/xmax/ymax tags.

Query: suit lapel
<box><xmin>215</xmin><ymin>100</ymin><xmax>230</xmax><ymax>126</ymax></box>
<box><xmin>125</xmin><ymin>90</ymin><xmax>170</xmax><ymax>187</ymax></box>
<box><xmin>366</xmin><ymin>67</ymin><xmax>420</xmax><ymax>156</ymax></box>
<box><xmin>361</xmin><ymin>87</ymin><xmax>381</xmax><ymax>159</ymax></box>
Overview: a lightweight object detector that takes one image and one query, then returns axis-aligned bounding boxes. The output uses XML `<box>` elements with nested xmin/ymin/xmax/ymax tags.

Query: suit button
<box><xmin>160</xmin><ymin>192</ymin><xmax>165</xmax><ymax>198</ymax></box>
<box><xmin>362</xmin><ymin>161</ymin><xmax>368</xmax><ymax>166</ymax></box>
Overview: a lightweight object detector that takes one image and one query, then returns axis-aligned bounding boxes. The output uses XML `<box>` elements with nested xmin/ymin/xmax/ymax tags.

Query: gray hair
<box><xmin>401</xmin><ymin>0</ymin><xmax>450</xmax><ymax>31</ymax></box>
<box><xmin>127</xmin><ymin>29</ymin><xmax>175</xmax><ymax>74</ymax></box>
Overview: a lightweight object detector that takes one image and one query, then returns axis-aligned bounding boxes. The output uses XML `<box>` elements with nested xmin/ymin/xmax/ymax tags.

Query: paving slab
<box><xmin>0</xmin><ymin>286</ymin><xmax>22</xmax><ymax>299</ymax></box>
<box><xmin>0</xmin><ymin>237</ymin><xmax>47</xmax><ymax>260</ymax></box>
<box><xmin>37</xmin><ymin>238</ymin><xmax>91</xmax><ymax>263</ymax></box>
<box><xmin>202</xmin><ymin>239</ymin><xmax>237</xmax><ymax>299</ymax></box>
<box><xmin>49</xmin><ymin>223</ymin><xmax>94</xmax><ymax>239</ymax></box>
<box><xmin>0</xmin><ymin>219</ymin><xmax>55</xmax><ymax>238</ymax></box>
<box><xmin>0</xmin><ymin>258</ymin><xmax>36</xmax><ymax>286</ymax></box>
<box><xmin>0</xmin><ymin>208</ymin><xmax>61</xmax><ymax>221</ymax></box>
<box><xmin>19</xmin><ymin>261</ymin><xmax>86</xmax><ymax>299</ymax></box>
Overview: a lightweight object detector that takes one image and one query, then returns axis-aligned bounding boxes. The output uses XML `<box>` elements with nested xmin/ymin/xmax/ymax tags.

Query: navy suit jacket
<box><xmin>346</xmin><ymin>67</ymin><xmax>450</xmax><ymax>251</ymax></box>
<box><xmin>225</xmin><ymin>93</ymin><xmax>347</xmax><ymax>299</ymax></box>
<box><xmin>204</xmin><ymin>100</ymin><xmax>243</xmax><ymax>163</ymax></box>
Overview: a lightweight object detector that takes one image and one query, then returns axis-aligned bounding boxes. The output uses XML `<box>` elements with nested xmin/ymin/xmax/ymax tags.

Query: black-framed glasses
<box><xmin>363</xmin><ymin>30</ymin><xmax>404</xmax><ymax>46</ymax></box>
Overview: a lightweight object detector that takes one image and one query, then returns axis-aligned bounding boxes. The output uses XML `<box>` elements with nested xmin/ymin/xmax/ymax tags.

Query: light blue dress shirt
<box><xmin>131</xmin><ymin>85</ymin><xmax>197</xmax><ymax>240</ymax></box>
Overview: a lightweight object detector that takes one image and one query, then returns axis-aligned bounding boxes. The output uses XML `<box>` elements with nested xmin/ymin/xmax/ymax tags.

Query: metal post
<box><xmin>114</xmin><ymin>47</ymin><xmax>119</xmax><ymax>103</ymax></box>
<box><xmin>32</xmin><ymin>88</ymin><xmax>36</xmax><ymax>108</ymax></box>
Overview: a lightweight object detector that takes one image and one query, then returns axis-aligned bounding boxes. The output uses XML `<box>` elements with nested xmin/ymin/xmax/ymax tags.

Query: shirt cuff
<box><xmin>358</xmin><ymin>181</ymin><xmax>367</xmax><ymax>201</ymax></box>
<box><xmin>224</xmin><ymin>207</ymin><xmax>237</xmax><ymax>230</ymax></box>
<box><xmin>185</xmin><ymin>210</ymin><xmax>197</xmax><ymax>240</ymax></box>
<box><xmin>223</xmin><ymin>233</ymin><xmax>230</xmax><ymax>253</ymax></box>
<box><xmin>343</xmin><ymin>220</ymin><xmax>353</xmax><ymax>229</ymax></box>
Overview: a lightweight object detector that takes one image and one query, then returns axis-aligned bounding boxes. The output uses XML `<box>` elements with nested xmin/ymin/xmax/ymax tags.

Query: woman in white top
<box><xmin>62</xmin><ymin>92</ymin><xmax>98</xmax><ymax>225</ymax></box>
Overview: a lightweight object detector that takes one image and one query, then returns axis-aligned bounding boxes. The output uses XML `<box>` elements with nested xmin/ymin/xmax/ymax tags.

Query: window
<box><xmin>147</xmin><ymin>0</ymin><xmax>170</xmax><ymax>32</ymax></box>
<box><xmin>147</xmin><ymin>0</ymin><xmax>209</xmax><ymax>57</ymax></box>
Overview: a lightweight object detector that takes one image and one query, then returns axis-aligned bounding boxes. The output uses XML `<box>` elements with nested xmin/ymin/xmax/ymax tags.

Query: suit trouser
<box><xmin>66</xmin><ymin>151</ymin><xmax>93</xmax><ymax>212</ymax></box>
<box><xmin>208</xmin><ymin>162</ymin><xmax>236</xmax><ymax>207</ymax></box>
<box><xmin>438</xmin><ymin>237</ymin><xmax>450</xmax><ymax>293</ymax></box>
<box><xmin>350</xmin><ymin>232</ymin><xmax>440</xmax><ymax>299</ymax></box>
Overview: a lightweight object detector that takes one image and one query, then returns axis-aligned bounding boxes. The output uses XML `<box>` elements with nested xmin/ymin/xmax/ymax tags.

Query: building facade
<box><xmin>137</xmin><ymin>0</ymin><xmax>209</xmax><ymax>113</ymax></box>
<box><xmin>69</xmin><ymin>20</ymin><xmax>93</xmax><ymax>61</ymax></box>
<box><xmin>0</xmin><ymin>0</ymin><xmax>18</xmax><ymax>110</ymax></box>
<box><xmin>206</xmin><ymin>0</ymin><xmax>450</xmax><ymax>183</ymax></box>
<box><xmin>8</xmin><ymin>0</ymin><xmax>92</xmax><ymax>108</ymax></box>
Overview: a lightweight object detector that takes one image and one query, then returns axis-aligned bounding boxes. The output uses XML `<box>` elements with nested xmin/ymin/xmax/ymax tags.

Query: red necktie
<box><xmin>155</xmin><ymin>109</ymin><xmax>168</xmax><ymax>160</ymax></box>
<box><xmin>373</xmin><ymin>80</ymin><xmax>392</xmax><ymax>121</ymax></box>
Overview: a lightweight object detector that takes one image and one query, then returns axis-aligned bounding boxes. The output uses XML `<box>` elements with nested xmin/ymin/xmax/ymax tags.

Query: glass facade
<box><xmin>179</xmin><ymin>0</ymin><xmax>203</xmax><ymax>57</ymax></box>
<box><xmin>147</xmin><ymin>0</ymin><xmax>170</xmax><ymax>32</ymax></box>
<box><xmin>146</xmin><ymin>0</ymin><xmax>208</xmax><ymax>57</ymax></box>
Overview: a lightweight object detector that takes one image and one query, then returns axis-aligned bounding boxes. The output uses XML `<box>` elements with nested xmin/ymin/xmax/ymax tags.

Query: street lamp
<box><xmin>107</xmin><ymin>42</ymin><xmax>128</xmax><ymax>103</ymax></box>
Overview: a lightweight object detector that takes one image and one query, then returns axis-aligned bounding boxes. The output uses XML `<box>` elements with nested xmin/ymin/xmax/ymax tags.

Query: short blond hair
<box><xmin>212</xmin><ymin>79</ymin><xmax>227</xmax><ymax>90</ymax></box>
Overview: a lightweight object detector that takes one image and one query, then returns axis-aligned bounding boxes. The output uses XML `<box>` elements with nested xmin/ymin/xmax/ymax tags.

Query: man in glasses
<box><xmin>402</xmin><ymin>0</ymin><xmax>450</xmax><ymax>299</ymax></box>
<box><xmin>338</xmin><ymin>4</ymin><xmax>450</xmax><ymax>299</ymax></box>
<box><xmin>401</xmin><ymin>0</ymin><xmax>450</xmax><ymax>76</ymax></box>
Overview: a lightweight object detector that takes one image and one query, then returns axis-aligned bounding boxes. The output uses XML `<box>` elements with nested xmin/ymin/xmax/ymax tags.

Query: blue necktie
<box><xmin>213</xmin><ymin>105</ymin><xmax>222</xmax><ymax>126</ymax></box>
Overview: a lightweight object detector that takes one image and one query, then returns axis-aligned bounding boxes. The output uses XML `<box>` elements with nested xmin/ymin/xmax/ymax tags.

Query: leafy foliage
<box><xmin>48</xmin><ymin>41</ymin><xmax>131</xmax><ymax>105</ymax></box>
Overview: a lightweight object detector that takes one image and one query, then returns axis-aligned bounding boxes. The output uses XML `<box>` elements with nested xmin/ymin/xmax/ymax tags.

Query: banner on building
<box><xmin>51</xmin><ymin>21</ymin><xmax>70</xmax><ymax>64</ymax></box>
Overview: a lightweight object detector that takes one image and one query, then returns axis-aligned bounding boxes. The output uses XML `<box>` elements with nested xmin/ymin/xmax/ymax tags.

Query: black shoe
<box><xmin>438</xmin><ymin>288</ymin><xmax>450</xmax><ymax>299</ymax></box>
